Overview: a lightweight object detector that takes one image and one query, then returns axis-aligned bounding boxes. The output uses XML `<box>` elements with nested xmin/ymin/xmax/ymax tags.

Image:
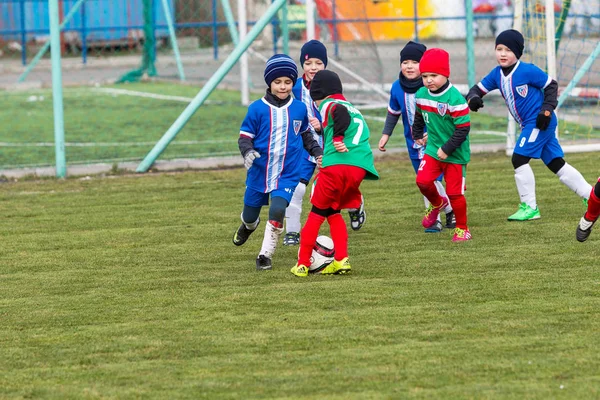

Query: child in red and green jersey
<box><xmin>412</xmin><ymin>48</ymin><xmax>472</xmax><ymax>242</ymax></box>
<box><xmin>290</xmin><ymin>70</ymin><xmax>379</xmax><ymax>277</ymax></box>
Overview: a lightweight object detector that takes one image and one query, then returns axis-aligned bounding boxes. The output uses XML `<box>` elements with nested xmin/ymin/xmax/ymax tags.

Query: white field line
<box><xmin>92</xmin><ymin>87</ymin><xmax>197</xmax><ymax>103</ymax></box>
<box><xmin>362</xmin><ymin>115</ymin><xmax>506</xmax><ymax>136</ymax></box>
<box><xmin>0</xmin><ymin>140</ymin><xmax>228</xmax><ymax>147</ymax></box>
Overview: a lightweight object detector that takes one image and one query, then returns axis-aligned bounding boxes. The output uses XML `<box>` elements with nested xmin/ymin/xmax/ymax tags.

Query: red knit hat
<box><xmin>419</xmin><ymin>48</ymin><xmax>450</xmax><ymax>78</ymax></box>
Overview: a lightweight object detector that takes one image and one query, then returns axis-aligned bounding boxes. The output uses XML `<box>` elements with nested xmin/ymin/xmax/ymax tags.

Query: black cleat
<box><xmin>232</xmin><ymin>218</ymin><xmax>259</xmax><ymax>246</ymax></box>
<box><xmin>256</xmin><ymin>255</ymin><xmax>273</xmax><ymax>271</ymax></box>
<box><xmin>576</xmin><ymin>216</ymin><xmax>596</xmax><ymax>242</ymax></box>
<box><xmin>445</xmin><ymin>210</ymin><xmax>456</xmax><ymax>229</ymax></box>
<box><xmin>283</xmin><ymin>232</ymin><xmax>300</xmax><ymax>246</ymax></box>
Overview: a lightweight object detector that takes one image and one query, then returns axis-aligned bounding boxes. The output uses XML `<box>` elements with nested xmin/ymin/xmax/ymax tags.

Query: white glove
<box><xmin>243</xmin><ymin>150</ymin><xmax>260</xmax><ymax>170</ymax></box>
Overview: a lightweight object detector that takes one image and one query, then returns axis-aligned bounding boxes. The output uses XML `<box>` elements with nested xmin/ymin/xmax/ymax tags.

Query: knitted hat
<box><xmin>300</xmin><ymin>40</ymin><xmax>328</xmax><ymax>67</ymax></box>
<box><xmin>310</xmin><ymin>70</ymin><xmax>343</xmax><ymax>101</ymax></box>
<box><xmin>419</xmin><ymin>48</ymin><xmax>450</xmax><ymax>78</ymax></box>
<box><xmin>264</xmin><ymin>54</ymin><xmax>298</xmax><ymax>87</ymax></box>
<box><xmin>495</xmin><ymin>29</ymin><xmax>524</xmax><ymax>59</ymax></box>
<box><xmin>400</xmin><ymin>41</ymin><xmax>427</xmax><ymax>63</ymax></box>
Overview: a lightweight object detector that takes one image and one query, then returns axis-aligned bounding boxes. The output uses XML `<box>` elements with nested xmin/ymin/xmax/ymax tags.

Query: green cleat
<box><xmin>290</xmin><ymin>264</ymin><xmax>309</xmax><ymax>277</ymax></box>
<box><xmin>507</xmin><ymin>202</ymin><xmax>541</xmax><ymax>221</ymax></box>
<box><xmin>320</xmin><ymin>257</ymin><xmax>352</xmax><ymax>275</ymax></box>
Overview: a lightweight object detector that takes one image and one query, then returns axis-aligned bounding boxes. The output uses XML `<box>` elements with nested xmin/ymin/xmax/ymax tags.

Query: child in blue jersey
<box><xmin>378</xmin><ymin>41</ymin><xmax>455</xmax><ymax>232</ymax></box>
<box><xmin>283</xmin><ymin>40</ymin><xmax>327</xmax><ymax>247</ymax></box>
<box><xmin>467</xmin><ymin>29</ymin><xmax>591</xmax><ymax>221</ymax></box>
<box><xmin>233</xmin><ymin>54</ymin><xmax>323</xmax><ymax>271</ymax></box>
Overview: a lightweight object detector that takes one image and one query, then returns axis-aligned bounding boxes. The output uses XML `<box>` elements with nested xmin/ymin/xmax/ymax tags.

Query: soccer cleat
<box><xmin>290</xmin><ymin>264</ymin><xmax>309</xmax><ymax>277</ymax></box>
<box><xmin>232</xmin><ymin>218</ymin><xmax>259</xmax><ymax>246</ymax></box>
<box><xmin>422</xmin><ymin>197</ymin><xmax>449</xmax><ymax>229</ymax></box>
<box><xmin>452</xmin><ymin>227</ymin><xmax>472</xmax><ymax>242</ymax></box>
<box><xmin>283</xmin><ymin>232</ymin><xmax>300</xmax><ymax>246</ymax></box>
<box><xmin>576</xmin><ymin>216</ymin><xmax>596</xmax><ymax>242</ymax></box>
<box><xmin>256</xmin><ymin>255</ymin><xmax>272</xmax><ymax>271</ymax></box>
<box><xmin>348</xmin><ymin>202</ymin><xmax>366</xmax><ymax>231</ymax></box>
<box><xmin>445</xmin><ymin>210</ymin><xmax>456</xmax><ymax>229</ymax></box>
<box><xmin>424</xmin><ymin>220</ymin><xmax>443</xmax><ymax>233</ymax></box>
<box><xmin>507</xmin><ymin>202</ymin><xmax>541</xmax><ymax>221</ymax></box>
<box><xmin>320</xmin><ymin>257</ymin><xmax>352</xmax><ymax>275</ymax></box>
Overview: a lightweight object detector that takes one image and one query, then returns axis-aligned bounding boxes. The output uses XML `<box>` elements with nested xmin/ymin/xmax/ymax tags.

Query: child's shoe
<box><xmin>507</xmin><ymin>202</ymin><xmax>540</xmax><ymax>221</ymax></box>
<box><xmin>233</xmin><ymin>218</ymin><xmax>260</xmax><ymax>246</ymax></box>
<box><xmin>321</xmin><ymin>257</ymin><xmax>352</xmax><ymax>275</ymax></box>
<box><xmin>348</xmin><ymin>200</ymin><xmax>366</xmax><ymax>231</ymax></box>
<box><xmin>256</xmin><ymin>255</ymin><xmax>272</xmax><ymax>271</ymax></box>
<box><xmin>290</xmin><ymin>264</ymin><xmax>309</xmax><ymax>277</ymax></box>
<box><xmin>283</xmin><ymin>232</ymin><xmax>300</xmax><ymax>246</ymax></box>
<box><xmin>424</xmin><ymin>220</ymin><xmax>443</xmax><ymax>233</ymax></box>
<box><xmin>445</xmin><ymin>210</ymin><xmax>456</xmax><ymax>228</ymax></box>
<box><xmin>576</xmin><ymin>216</ymin><xmax>596</xmax><ymax>242</ymax></box>
<box><xmin>422</xmin><ymin>197</ymin><xmax>449</xmax><ymax>228</ymax></box>
<box><xmin>452</xmin><ymin>228</ymin><xmax>472</xmax><ymax>242</ymax></box>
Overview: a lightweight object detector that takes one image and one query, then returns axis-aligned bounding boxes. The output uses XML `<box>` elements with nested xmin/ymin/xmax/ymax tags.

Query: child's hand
<box><xmin>333</xmin><ymin>141</ymin><xmax>349</xmax><ymax>153</ymax></box>
<box><xmin>536</xmin><ymin>110</ymin><xmax>552</xmax><ymax>131</ymax></box>
<box><xmin>309</xmin><ymin>117</ymin><xmax>321</xmax><ymax>132</ymax></box>
<box><xmin>378</xmin><ymin>134</ymin><xmax>390</xmax><ymax>152</ymax></box>
<box><xmin>468</xmin><ymin>96</ymin><xmax>484</xmax><ymax>112</ymax></box>
<box><xmin>316</xmin><ymin>155</ymin><xmax>323</xmax><ymax>169</ymax></box>
<box><xmin>415</xmin><ymin>136</ymin><xmax>427</xmax><ymax>147</ymax></box>
<box><xmin>437</xmin><ymin>148</ymin><xmax>448</xmax><ymax>160</ymax></box>
<box><xmin>243</xmin><ymin>150</ymin><xmax>260</xmax><ymax>170</ymax></box>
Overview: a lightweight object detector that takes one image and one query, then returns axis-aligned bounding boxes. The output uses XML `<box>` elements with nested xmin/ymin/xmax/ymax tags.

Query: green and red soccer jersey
<box><xmin>415</xmin><ymin>84</ymin><xmax>471</xmax><ymax>164</ymax></box>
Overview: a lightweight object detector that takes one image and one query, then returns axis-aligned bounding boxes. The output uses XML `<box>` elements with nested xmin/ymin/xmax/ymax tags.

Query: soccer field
<box><xmin>1</xmin><ymin>151</ymin><xmax>599</xmax><ymax>398</ymax></box>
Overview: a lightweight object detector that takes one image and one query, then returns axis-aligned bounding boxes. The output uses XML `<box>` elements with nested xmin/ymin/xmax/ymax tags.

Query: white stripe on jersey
<box><xmin>265</xmin><ymin>107</ymin><xmax>289</xmax><ymax>192</ymax></box>
<box><xmin>405</xmin><ymin>92</ymin><xmax>416</xmax><ymax>126</ymax></box>
<box><xmin>501</xmin><ymin>73</ymin><xmax>522</xmax><ymax>126</ymax></box>
<box><xmin>239</xmin><ymin>130</ymin><xmax>255</xmax><ymax>139</ymax></box>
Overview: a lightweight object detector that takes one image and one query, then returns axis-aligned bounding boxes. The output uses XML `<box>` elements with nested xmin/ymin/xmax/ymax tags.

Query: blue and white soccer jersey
<box><xmin>388</xmin><ymin>80</ymin><xmax>425</xmax><ymax>172</ymax></box>
<box><xmin>293</xmin><ymin>79</ymin><xmax>323</xmax><ymax>183</ymax></box>
<box><xmin>239</xmin><ymin>97</ymin><xmax>309</xmax><ymax>206</ymax></box>
<box><xmin>478</xmin><ymin>61</ymin><xmax>563</xmax><ymax>164</ymax></box>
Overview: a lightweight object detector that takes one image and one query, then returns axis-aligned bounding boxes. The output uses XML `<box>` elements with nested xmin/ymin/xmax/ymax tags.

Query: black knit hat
<box><xmin>300</xmin><ymin>39</ymin><xmax>328</xmax><ymax>67</ymax></box>
<box><xmin>310</xmin><ymin>70</ymin><xmax>343</xmax><ymax>101</ymax></box>
<box><xmin>495</xmin><ymin>29</ymin><xmax>524</xmax><ymax>59</ymax></box>
<box><xmin>400</xmin><ymin>41</ymin><xmax>427</xmax><ymax>63</ymax></box>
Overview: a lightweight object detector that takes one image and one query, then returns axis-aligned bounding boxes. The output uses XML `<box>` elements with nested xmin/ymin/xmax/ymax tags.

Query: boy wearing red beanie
<box><xmin>412</xmin><ymin>48</ymin><xmax>472</xmax><ymax>242</ymax></box>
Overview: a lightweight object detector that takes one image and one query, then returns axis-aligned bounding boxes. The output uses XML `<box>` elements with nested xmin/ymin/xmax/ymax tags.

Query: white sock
<box><xmin>434</xmin><ymin>180</ymin><xmax>453</xmax><ymax>213</ymax></box>
<box><xmin>241</xmin><ymin>213</ymin><xmax>259</xmax><ymax>230</ymax></box>
<box><xmin>259</xmin><ymin>221</ymin><xmax>283</xmax><ymax>259</ymax></box>
<box><xmin>515</xmin><ymin>164</ymin><xmax>537</xmax><ymax>209</ymax></box>
<box><xmin>285</xmin><ymin>182</ymin><xmax>306</xmax><ymax>233</ymax></box>
<box><xmin>423</xmin><ymin>195</ymin><xmax>431</xmax><ymax>209</ymax></box>
<box><xmin>557</xmin><ymin>163</ymin><xmax>593</xmax><ymax>199</ymax></box>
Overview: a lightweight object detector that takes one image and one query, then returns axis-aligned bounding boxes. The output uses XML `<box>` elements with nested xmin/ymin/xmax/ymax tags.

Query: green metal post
<box><xmin>555</xmin><ymin>0</ymin><xmax>571</xmax><ymax>52</ymax></box>
<box><xmin>281</xmin><ymin>0</ymin><xmax>289</xmax><ymax>55</ymax></box>
<box><xmin>465</xmin><ymin>0</ymin><xmax>476</xmax><ymax>88</ymax></box>
<box><xmin>118</xmin><ymin>0</ymin><xmax>157</xmax><ymax>83</ymax></box>
<box><xmin>220</xmin><ymin>0</ymin><xmax>240</xmax><ymax>44</ymax></box>
<box><xmin>557</xmin><ymin>42</ymin><xmax>600</xmax><ymax>108</ymax></box>
<box><xmin>18</xmin><ymin>0</ymin><xmax>86</xmax><ymax>83</ymax></box>
<box><xmin>136</xmin><ymin>0</ymin><xmax>288</xmax><ymax>172</ymax></box>
<box><xmin>161</xmin><ymin>0</ymin><xmax>185</xmax><ymax>81</ymax></box>
<box><xmin>49</xmin><ymin>0</ymin><xmax>66</xmax><ymax>178</ymax></box>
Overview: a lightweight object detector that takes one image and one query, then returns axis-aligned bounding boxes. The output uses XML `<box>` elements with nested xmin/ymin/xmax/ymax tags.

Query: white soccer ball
<box><xmin>309</xmin><ymin>235</ymin><xmax>335</xmax><ymax>273</ymax></box>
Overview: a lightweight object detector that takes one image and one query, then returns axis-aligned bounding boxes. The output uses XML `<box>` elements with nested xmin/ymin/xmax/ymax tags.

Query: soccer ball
<box><xmin>309</xmin><ymin>235</ymin><xmax>335</xmax><ymax>273</ymax></box>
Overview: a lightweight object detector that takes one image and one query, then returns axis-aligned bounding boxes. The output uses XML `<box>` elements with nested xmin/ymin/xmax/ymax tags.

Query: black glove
<box><xmin>536</xmin><ymin>110</ymin><xmax>552</xmax><ymax>131</ymax></box>
<box><xmin>468</xmin><ymin>96</ymin><xmax>484</xmax><ymax>112</ymax></box>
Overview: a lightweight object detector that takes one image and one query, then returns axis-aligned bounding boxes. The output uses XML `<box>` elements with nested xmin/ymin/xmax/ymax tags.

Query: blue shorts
<box><xmin>244</xmin><ymin>186</ymin><xmax>295</xmax><ymax>208</ymax></box>
<box><xmin>298</xmin><ymin>159</ymin><xmax>317</xmax><ymax>184</ymax></box>
<box><xmin>514</xmin><ymin>123</ymin><xmax>564</xmax><ymax>165</ymax></box>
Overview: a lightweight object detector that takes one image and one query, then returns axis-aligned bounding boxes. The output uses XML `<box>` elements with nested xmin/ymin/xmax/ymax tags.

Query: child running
<box><xmin>290</xmin><ymin>70</ymin><xmax>379</xmax><ymax>277</ymax></box>
<box><xmin>576</xmin><ymin>178</ymin><xmax>600</xmax><ymax>242</ymax></box>
<box><xmin>467</xmin><ymin>29</ymin><xmax>591</xmax><ymax>221</ymax></box>
<box><xmin>232</xmin><ymin>54</ymin><xmax>323</xmax><ymax>271</ymax></box>
<box><xmin>378</xmin><ymin>41</ymin><xmax>455</xmax><ymax>233</ymax></box>
<box><xmin>412</xmin><ymin>48</ymin><xmax>472</xmax><ymax>242</ymax></box>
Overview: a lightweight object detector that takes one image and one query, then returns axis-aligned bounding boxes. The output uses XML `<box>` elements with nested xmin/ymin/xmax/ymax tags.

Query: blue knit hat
<box><xmin>264</xmin><ymin>54</ymin><xmax>298</xmax><ymax>87</ymax></box>
<box><xmin>496</xmin><ymin>29</ymin><xmax>524</xmax><ymax>59</ymax></box>
<box><xmin>300</xmin><ymin>40</ymin><xmax>328</xmax><ymax>67</ymax></box>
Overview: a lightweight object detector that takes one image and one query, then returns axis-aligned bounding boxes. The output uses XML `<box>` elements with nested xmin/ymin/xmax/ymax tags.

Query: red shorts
<box><xmin>416</xmin><ymin>154</ymin><xmax>467</xmax><ymax>195</ymax></box>
<box><xmin>311</xmin><ymin>165</ymin><xmax>366</xmax><ymax>210</ymax></box>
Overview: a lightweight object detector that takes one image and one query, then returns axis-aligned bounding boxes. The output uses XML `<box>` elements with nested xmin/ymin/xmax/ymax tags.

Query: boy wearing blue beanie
<box><xmin>467</xmin><ymin>29</ymin><xmax>591</xmax><ymax>221</ymax></box>
<box><xmin>233</xmin><ymin>54</ymin><xmax>323</xmax><ymax>271</ymax></box>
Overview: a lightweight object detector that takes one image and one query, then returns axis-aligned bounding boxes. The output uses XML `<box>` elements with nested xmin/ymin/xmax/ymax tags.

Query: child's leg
<box><xmin>258</xmin><ymin>196</ymin><xmax>287</xmax><ymax>259</ymax></box>
<box><xmin>285</xmin><ymin>181</ymin><xmax>306</xmax><ymax>233</ymax></box>
<box><xmin>585</xmin><ymin>180</ymin><xmax>600</xmax><ymax>222</ymax></box>
<box><xmin>327</xmin><ymin>211</ymin><xmax>348</xmax><ymax>261</ymax></box>
<box><xmin>546</xmin><ymin>157</ymin><xmax>592</xmax><ymax>200</ymax></box>
<box><xmin>298</xmin><ymin>207</ymin><xmax>327</xmax><ymax>267</ymax></box>
<box><xmin>241</xmin><ymin>206</ymin><xmax>261</xmax><ymax>229</ymax></box>
<box><xmin>512</xmin><ymin>153</ymin><xmax>537</xmax><ymax>209</ymax></box>
<box><xmin>233</xmin><ymin>188</ymin><xmax>264</xmax><ymax>246</ymax></box>
<box><xmin>415</xmin><ymin>155</ymin><xmax>445</xmax><ymax>208</ymax></box>
<box><xmin>444</xmin><ymin>163</ymin><xmax>468</xmax><ymax>230</ymax></box>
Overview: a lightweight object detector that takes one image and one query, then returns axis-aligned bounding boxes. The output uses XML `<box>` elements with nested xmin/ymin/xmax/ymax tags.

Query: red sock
<box><xmin>417</xmin><ymin>181</ymin><xmax>443</xmax><ymax>208</ymax></box>
<box><xmin>298</xmin><ymin>212</ymin><xmax>326</xmax><ymax>266</ymax></box>
<box><xmin>585</xmin><ymin>184</ymin><xmax>600</xmax><ymax>222</ymax></box>
<box><xmin>449</xmin><ymin>194</ymin><xmax>467</xmax><ymax>230</ymax></box>
<box><xmin>328</xmin><ymin>213</ymin><xmax>348</xmax><ymax>260</ymax></box>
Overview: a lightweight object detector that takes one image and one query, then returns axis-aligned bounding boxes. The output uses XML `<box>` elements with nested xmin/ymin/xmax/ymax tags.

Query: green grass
<box><xmin>1</xmin><ymin>152</ymin><xmax>599</xmax><ymax>398</ymax></box>
<box><xmin>2</xmin><ymin>81</ymin><xmax>597</xmax><ymax>170</ymax></box>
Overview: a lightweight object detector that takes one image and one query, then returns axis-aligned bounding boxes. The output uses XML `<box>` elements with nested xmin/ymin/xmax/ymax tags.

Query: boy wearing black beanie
<box><xmin>466</xmin><ymin>29</ymin><xmax>591</xmax><ymax>222</ymax></box>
